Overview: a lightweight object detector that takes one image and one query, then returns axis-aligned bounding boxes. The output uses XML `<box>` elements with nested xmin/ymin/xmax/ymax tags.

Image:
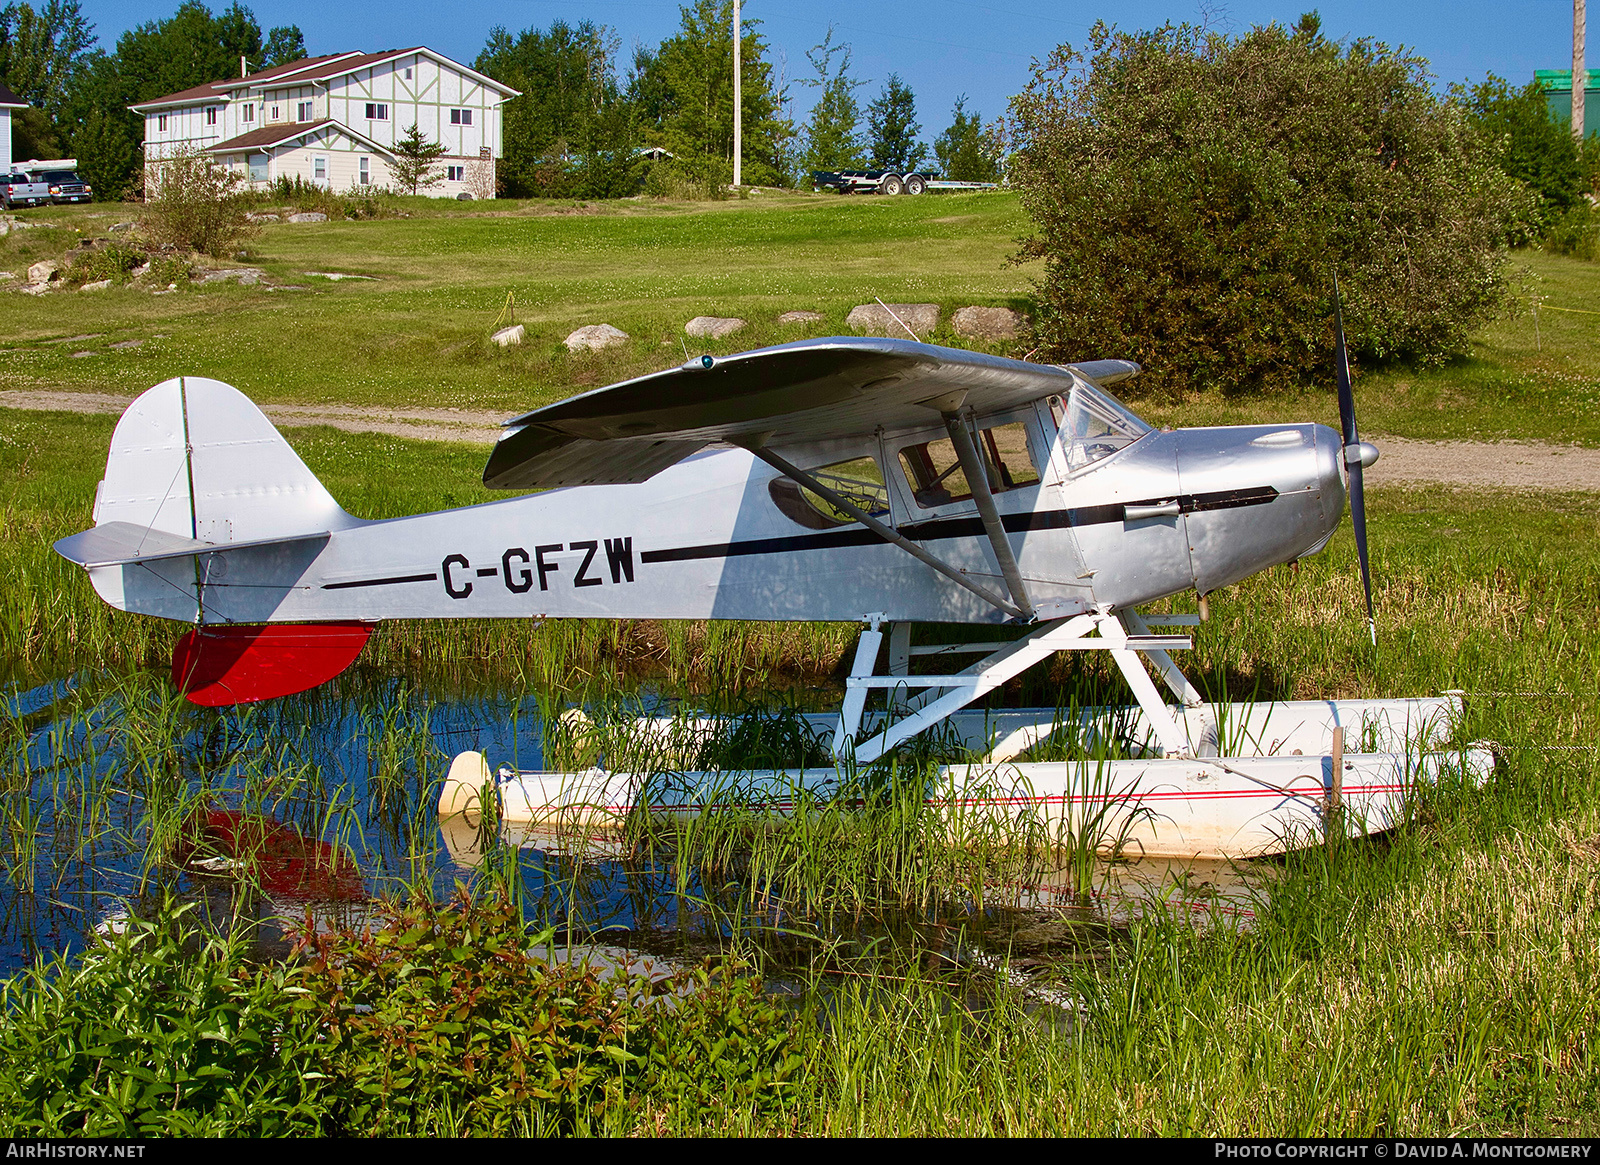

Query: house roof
<box><xmin>130</xmin><ymin>46</ymin><xmax>518</xmax><ymax>113</ymax></box>
<box><xmin>203</xmin><ymin>118</ymin><xmax>393</xmax><ymax>156</ymax></box>
<box><xmin>0</xmin><ymin>80</ymin><xmax>26</xmax><ymax>109</ymax></box>
<box><xmin>129</xmin><ymin>56</ymin><xmax>353</xmax><ymax>111</ymax></box>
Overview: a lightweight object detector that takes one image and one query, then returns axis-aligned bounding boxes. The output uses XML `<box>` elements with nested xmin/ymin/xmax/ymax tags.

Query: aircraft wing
<box><xmin>483</xmin><ymin>336</ymin><xmax>1140</xmax><ymax>490</ymax></box>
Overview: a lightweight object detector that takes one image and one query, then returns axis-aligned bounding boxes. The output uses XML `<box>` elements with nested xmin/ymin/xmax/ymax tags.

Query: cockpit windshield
<box><xmin>1050</xmin><ymin>382</ymin><xmax>1152</xmax><ymax>471</ymax></box>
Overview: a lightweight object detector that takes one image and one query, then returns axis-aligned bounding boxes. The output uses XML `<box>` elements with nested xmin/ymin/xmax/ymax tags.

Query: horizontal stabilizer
<box><xmin>172</xmin><ymin>622</ymin><xmax>372</xmax><ymax>706</ymax></box>
<box><xmin>54</xmin><ymin>521</ymin><xmax>330</xmax><ymax>569</ymax></box>
<box><xmin>485</xmin><ymin>337</ymin><xmax>1140</xmax><ymax>490</ymax></box>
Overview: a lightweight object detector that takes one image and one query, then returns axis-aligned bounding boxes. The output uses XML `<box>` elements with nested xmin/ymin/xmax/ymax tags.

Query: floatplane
<box><xmin>54</xmin><ymin>316</ymin><xmax>1491</xmax><ymax>860</ymax></box>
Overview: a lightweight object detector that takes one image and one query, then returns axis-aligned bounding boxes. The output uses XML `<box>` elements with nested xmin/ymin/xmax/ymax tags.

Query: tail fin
<box><xmin>92</xmin><ymin>376</ymin><xmax>353</xmax><ymax>544</ymax></box>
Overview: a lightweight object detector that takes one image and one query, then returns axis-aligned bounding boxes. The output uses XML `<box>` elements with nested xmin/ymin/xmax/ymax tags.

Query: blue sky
<box><xmin>75</xmin><ymin>0</ymin><xmax>1587</xmax><ymax>141</ymax></box>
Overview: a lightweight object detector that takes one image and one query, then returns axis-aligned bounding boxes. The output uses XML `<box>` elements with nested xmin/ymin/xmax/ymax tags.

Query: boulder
<box><xmin>109</xmin><ymin>221</ymin><xmax>136</xmax><ymax>231</ymax></box>
<box><xmin>565</xmin><ymin>324</ymin><xmax>629</xmax><ymax>352</ymax></box>
<box><xmin>286</xmin><ymin>211</ymin><xmax>327</xmax><ymax>224</ymax></box>
<box><xmin>951</xmin><ymin>306</ymin><xmax>1026</xmax><ymax>341</ymax></box>
<box><xmin>245</xmin><ymin>213</ymin><xmax>280</xmax><ymax>224</ymax></box>
<box><xmin>201</xmin><ymin>267</ymin><xmax>265</xmax><ymax>285</ymax></box>
<box><xmin>79</xmin><ymin>280</ymin><xmax>112</xmax><ymax>292</ymax></box>
<box><xmin>846</xmin><ymin>302</ymin><xmax>939</xmax><ymax>338</ymax></box>
<box><xmin>777</xmin><ymin>310</ymin><xmax>824</xmax><ymax>324</ymax></box>
<box><xmin>685</xmin><ymin>316</ymin><xmax>746</xmax><ymax>339</ymax></box>
<box><xmin>27</xmin><ymin>259</ymin><xmax>59</xmax><ymax>285</ymax></box>
<box><xmin>109</xmin><ymin>339</ymin><xmax>145</xmax><ymax>350</ymax></box>
<box><xmin>491</xmin><ymin>324</ymin><xmax>525</xmax><ymax>347</ymax></box>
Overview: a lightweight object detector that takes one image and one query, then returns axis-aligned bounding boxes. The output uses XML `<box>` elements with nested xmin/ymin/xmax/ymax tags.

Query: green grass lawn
<box><xmin>9</xmin><ymin>190</ymin><xmax>1600</xmax><ymax>445</ymax></box>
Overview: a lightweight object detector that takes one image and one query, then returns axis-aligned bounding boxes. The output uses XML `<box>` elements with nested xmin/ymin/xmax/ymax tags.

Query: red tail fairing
<box><xmin>171</xmin><ymin>622</ymin><xmax>372</xmax><ymax>706</ymax></box>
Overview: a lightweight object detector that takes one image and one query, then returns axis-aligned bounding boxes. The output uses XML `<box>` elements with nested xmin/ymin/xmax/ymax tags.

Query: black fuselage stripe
<box><xmin>323</xmin><ymin>572</ymin><xmax>439</xmax><ymax>590</ymax></box>
<box><xmin>640</xmin><ymin>487</ymin><xmax>1280</xmax><ymax>565</ymax></box>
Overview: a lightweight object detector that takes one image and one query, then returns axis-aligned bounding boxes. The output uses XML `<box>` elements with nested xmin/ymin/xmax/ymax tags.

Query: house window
<box><xmin>241</xmin><ymin>104</ymin><xmax>255</xmax><ymax>123</ymax></box>
<box><xmin>365</xmin><ymin>103</ymin><xmax>388</xmax><ymax>121</ymax></box>
<box><xmin>313</xmin><ymin>157</ymin><xmax>327</xmax><ymax>181</ymax></box>
<box><xmin>358</xmin><ymin>157</ymin><xmax>370</xmax><ymax>185</ymax></box>
<box><xmin>450</xmin><ymin>108</ymin><xmax>472</xmax><ymax>126</ymax></box>
<box><xmin>248</xmin><ymin>154</ymin><xmax>268</xmax><ymax>183</ymax></box>
<box><xmin>157</xmin><ymin>114</ymin><xmax>168</xmax><ymax>131</ymax></box>
<box><xmin>297</xmin><ymin>101</ymin><xmax>313</xmax><ymax>122</ymax></box>
<box><xmin>447</xmin><ymin>165</ymin><xmax>464</xmax><ymax>181</ymax></box>
<box><xmin>205</xmin><ymin>107</ymin><xmax>217</xmax><ymax>126</ymax></box>
<box><xmin>404</xmin><ymin>67</ymin><xmax>412</xmax><ymax>80</ymax></box>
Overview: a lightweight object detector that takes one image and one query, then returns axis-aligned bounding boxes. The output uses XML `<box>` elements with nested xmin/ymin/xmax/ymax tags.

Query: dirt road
<box><xmin>4</xmin><ymin>389</ymin><xmax>1599</xmax><ymax>492</ymax></box>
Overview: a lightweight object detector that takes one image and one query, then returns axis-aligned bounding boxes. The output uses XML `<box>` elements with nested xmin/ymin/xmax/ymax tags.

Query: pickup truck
<box><xmin>27</xmin><ymin>168</ymin><xmax>93</xmax><ymax>204</ymax></box>
<box><xmin>0</xmin><ymin>172</ymin><xmax>51</xmax><ymax>209</ymax></box>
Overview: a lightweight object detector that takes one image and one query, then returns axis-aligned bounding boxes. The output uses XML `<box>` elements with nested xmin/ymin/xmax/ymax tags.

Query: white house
<box><xmin>130</xmin><ymin>48</ymin><xmax>519</xmax><ymax>198</ymax></box>
<box><xmin>0</xmin><ymin>80</ymin><xmax>26</xmax><ymax>173</ymax></box>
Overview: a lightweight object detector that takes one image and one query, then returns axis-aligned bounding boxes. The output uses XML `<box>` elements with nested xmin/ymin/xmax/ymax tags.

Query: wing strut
<box><xmin>941</xmin><ymin>410</ymin><xmax>1035</xmax><ymax>620</ymax></box>
<box><xmin>741</xmin><ymin>444</ymin><xmax>1026</xmax><ymax>619</ymax></box>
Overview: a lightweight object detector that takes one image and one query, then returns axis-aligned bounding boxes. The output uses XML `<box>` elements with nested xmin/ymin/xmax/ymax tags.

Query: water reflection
<box><xmin>0</xmin><ymin>668</ymin><xmax>1264</xmax><ymax>980</ymax></box>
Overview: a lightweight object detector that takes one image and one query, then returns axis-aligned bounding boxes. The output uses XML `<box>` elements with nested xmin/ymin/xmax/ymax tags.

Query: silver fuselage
<box><xmin>92</xmin><ymin>406</ymin><xmax>1347</xmax><ymax>628</ymax></box>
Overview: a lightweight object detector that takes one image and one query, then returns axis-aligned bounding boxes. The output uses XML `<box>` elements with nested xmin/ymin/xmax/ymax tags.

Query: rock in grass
<box><xmin>27</xmin><ymin>259</ymin><xmax>59</xmax><ymax>285</ymax></box>
<box><xmin>109</xmin><ymin>221</ymin><xmax>135</xmax><ymax>231</ymax></box>
<box><xmin>286</xmin><ymin>211</ymin><xmax>327</xmax><ymax>224</ymax></box>
<box><xmin>952</xmin><ymin>306</ymin><xmax>1025</xmax><ymax>341</ymax></box>
<box><xmin>565</xmin><ymin>324</ymin><xmax>629</xmax><ymax>352</ymax></box>
<box><xmin>79</xmin><ymin>280</ymin><xmax>112</xmax><ymax>292</ymax></box>
<box><xmin>846</xmin><ymin>302</ymin><xmax>939</xmax><ymax>338</ymax></box>
<box><xmin>491</xmin><ymin>324</ymin><xmax>525</xmax><ymax>347</ymax></box>
<box><xmin>245</xmin><ymin>213</ymin><xmax>280</xmax><ymax>224</ymax></box>
<box><xmin>777</xmin><ymin>310</ymin><xmax>823</xmax><ymax>324</ymax></box>
<box><xmin>685</xmin><ymin>316</ymin><xmax>746</xmax><ymax>339</ymax></box>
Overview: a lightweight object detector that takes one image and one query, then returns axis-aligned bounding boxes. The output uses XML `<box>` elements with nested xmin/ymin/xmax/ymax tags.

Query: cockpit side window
<box><xmin>768</xmin><ymin>455</ymin><xmax>890</xmax><ymax>530</ymax></box>
<box><xmin>897</xmin><ymin>419</ymin><xmax>1041</xmax><ymax>509</ymax></box>
<box><xmin>1049</xmin><ymin>382</ymin><xmax>1151</xmax><ymax>472</ymax></box>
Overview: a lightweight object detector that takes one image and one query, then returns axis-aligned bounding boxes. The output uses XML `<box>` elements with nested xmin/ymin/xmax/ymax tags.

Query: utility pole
<box><xmin>733</xmin><ymin>0</ymin><xmax>742</xmax><ymax>188</ymax></box>
<box><xmin>1576</xmin><ymin>0</ymin><xmax>1587</xmax><ymax>142</ymax></box>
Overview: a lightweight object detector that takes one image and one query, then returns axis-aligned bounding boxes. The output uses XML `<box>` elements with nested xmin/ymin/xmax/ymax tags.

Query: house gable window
<box><xmin>205</xmin><ymin>107</ymin><xmax>217</xmax><ymax>126</ymax></box>
<box><xmin>157</xmin><ymin>114</ymin><xmax>168</xmax><ymax>131</ymax></box>
<box><xmin>404</xmin><ymin>67</ymin><xmax>413</xmax><ymax>80</ymax></box>
<box><xmin>365</xmin><ymin>103</ymin><xmax>388</xmax><ymax>121</ymax></box>
<box><xmin>241</xmin><ymin>104</ymin><xmax>255</xmax><ymax>123</ymax></box>
<box><xmin>270</xmin><ymin>104</ymin><xmax>280</xmax><ymax>121</ymax></box>
<box><xmin>297</xmin><ymin>101</ymin><xmax>313</xmax><ymax>122</ymax></box>
<box><xmin>450</xmin><ymin>108</ymin><xmax>472</xmax><ymax>126</ymax></box>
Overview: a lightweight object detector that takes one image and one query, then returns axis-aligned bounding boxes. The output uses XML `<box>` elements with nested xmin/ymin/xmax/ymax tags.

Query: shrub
<box><xmin>1461</xmin><ymin>75</ymin><xmax>1586</xmax><ymax>239</ymax></box>
<box><xmin>140</xmin><ymin>148</ymin><xmax>259</xmax><ymax>258</ymax></box>
<box><xmin>1543</xmin><ymin>203</ymin><xmax>1600</xmax><ymax>261</ymax></box>
<box><xmin>0</xmin><ymin>892</ymin><xmax>811</xmax><ymax>1135</ymax></box>
<box><xmin>0</xmin><ymin>905</ymin><xmax>331</xmax><ymax>1136</ymax></box>
<box><xmin>64</xmin><ymin>242</ymin><xmax>146</xmax><ymax>287</ymax></box>
<box><xmin>1007</xmin><ymin>17</ymin><xmax>1532</xmax><ymax>395</ymax></box>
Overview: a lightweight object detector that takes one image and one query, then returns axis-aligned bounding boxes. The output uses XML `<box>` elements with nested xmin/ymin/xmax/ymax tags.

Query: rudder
<box><xmin>94</xmin><ymin>376</ymin><xmax>355</xmax><ymax>544</ymax></box>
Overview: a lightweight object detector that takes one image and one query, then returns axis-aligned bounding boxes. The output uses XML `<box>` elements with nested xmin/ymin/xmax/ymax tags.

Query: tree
<box><xmin>261</xmin><ymin>24</ymin><xmax>304</xmax><ymax>68</ymax></box>
<box><xmin>1462</xmin><ymin>74</ymin><xmax>1585</xmax><ymax>237</ymax></box>
<box><xmin>635</xmin><ymin>0</ymin><xmax>792</xmax><ymax>186</ymax></box>
<box><xmin>0</xmin><ymin>0</ymin><xmax>95</xmax><ymax>115</ymax></box>
<box><xmin>934</xmin><ymin>95</ymin><xmax>997</xmax><ymax>181</ymax></box>
<box><xmin>799</xmin><ymin>27</ymin><xmax>865</xmax><ymax>176</ymax></box>
<box><xmin>390</xmin><ymin>123</ymin><xmax>446</xmax><ymax>195</ymax></box>
<box><xmin>1007</xmin><ymin>18</ymin><xmax>1528</xmax><ymax>395</ymax></box>
<box><xmin>475</xmin><ymin>20</ymin><xmax>635</xmax><ymax>197</ymax></box>
<box><xmin>865</xmin><ymin>73</ymin><xmax>926</xmax><ymax>172</ymax></box>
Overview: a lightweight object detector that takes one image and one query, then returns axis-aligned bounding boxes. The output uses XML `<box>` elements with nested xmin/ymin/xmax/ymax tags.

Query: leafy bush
<box><xmin>1543</xmin><ymin>203</ymin><xmax>1600</xmax><ymax>261</ymax></box>
<box><xmin>1008</xmin><ymin>18</ymin><xmax>1531</xmax><ymax>395</ymax></box>
<box><xmin>140</xmin><ymin>147</ymin><xmax>259</xmax><ymax>258</ymax></box>
<box><xmin>64</xmin><ymin>242</ymin><xmax>146</xmax><ymax>287</ymax></box>
<box><xmin>1461</xmin><ymin>75</ymin><xmax>1587</xmax><ymax>239</ymax></box>
<box><xmin>0</xmin><ymin>892</ymin><xmax>811</xmax><ymax>1135</ymax></box>
<box><xmin>0</xmin><ymin>906</ymin><xmax>331</xmax><ymax>1136</ymax></box>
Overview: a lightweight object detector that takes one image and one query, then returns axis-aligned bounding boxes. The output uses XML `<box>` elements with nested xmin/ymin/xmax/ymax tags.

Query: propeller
<box><xmin>1333</xmin><ymin>275</ymin><xmax>1378</xmax><ymax>646</ymax></box>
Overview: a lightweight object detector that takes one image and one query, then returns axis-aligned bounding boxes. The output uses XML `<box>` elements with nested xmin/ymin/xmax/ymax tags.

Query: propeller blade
<box><xmin>1333</xmin><ymin>275</ymin><xmax>1375</xmax><ymax>644</ymax></box>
